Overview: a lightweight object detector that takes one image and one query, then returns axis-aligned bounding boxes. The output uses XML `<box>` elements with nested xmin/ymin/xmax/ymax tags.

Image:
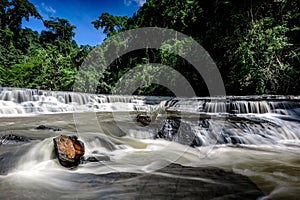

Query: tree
<box><xmin>41</xmin><ymin>17</ymin><xmax>77</xmax><ymax>56</ymax></box>
<box><xmin>0</xmin><ymin>1</ymin><xmax>89</xmax><ymax>91</ymax></box>
<box><xmin>92</xmin><ymin>12</ymin><xmax>128</xmax><ymax>37</ymax></box>
<box><xmin>42</xmin><ymin>17</ymin><xmax>76</xmax><ymax>41</ymax></box>
<box><xmin>92</xmin><ymin>0</ymin><xmax>300</xmax><ymax>95</ymax></box>
<box><xmin>0</xmin><ymin>0</ymin><xmax>41</xmax><ymax>30</ymax></box>
<box><xmin>225</xmin><ymin>0</ymin><xmax>300</xmax><ymax>94</ymax></box>
<box><xmin>0</xmin><ymin>0</ymin><xmax>41</xmax><ymax>48</ymax></box>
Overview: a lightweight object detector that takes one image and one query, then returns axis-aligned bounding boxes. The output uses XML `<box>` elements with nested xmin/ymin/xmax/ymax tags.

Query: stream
<box><xmin>0</xmin><ymin>88</ymin><xmax>300</xmax><ymax>199</ymax></box>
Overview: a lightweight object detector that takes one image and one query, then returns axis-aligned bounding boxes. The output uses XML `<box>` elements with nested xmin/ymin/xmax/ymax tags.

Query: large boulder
<box><xmin>53</xmin><ymin>135</ymin><xmax>85</xmax><ymax>168</ymax></box>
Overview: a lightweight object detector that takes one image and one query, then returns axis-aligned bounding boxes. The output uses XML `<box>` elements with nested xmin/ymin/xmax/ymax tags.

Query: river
<box><xmin>0</xmin><ymin>88</ymin><xmax>300</xmax><ymax>199</ymax></box>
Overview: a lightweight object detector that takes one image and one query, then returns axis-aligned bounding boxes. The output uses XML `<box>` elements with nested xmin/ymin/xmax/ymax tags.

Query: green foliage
<box><xmin>225</xmin><ymin>0</ymin><xmax>300</xmax><ymax>94</ymax></box>
<box><xmin>0</xmin><ymin>0</ymin><xmax>299</xmax><ymax>96</ymax></box>
<box><xmin>91</xmin><ymin>0</ymin><xmax>300</xmax><ymax>95</ymax></box>
<box><xmin>0</xmin><ymin>0</ymin><xmax>41</xmax><ymax>30</ymax></box>
<box><xmin>0</xmin><ymin>0</ymin><xmax>90</xmax><ymax>91</ymax></box>
<box><xmin>43</xmin><ymin>17</ymin><xmax>76</xmax><ymax>42</ymax></box>
<box><xmin>92</xmin><ymin>12</ymin><xmax>128</xmax><ymax>37</ymax></box>
<box><xmin>7</xmin><ymin>44</ymin><xmax>78</xmax><ymax>90</ymax></box>
<box><xmin>228</xmin><ymin>18</ymin><xmax>293</xmax><ymax>94</ymax></box>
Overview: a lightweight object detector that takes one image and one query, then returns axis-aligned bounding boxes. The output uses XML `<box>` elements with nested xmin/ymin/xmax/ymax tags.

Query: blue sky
<box><xmin>22</xmin><ymin>0</ymin><xmax>146</xmax><ymax>46</ymax></box>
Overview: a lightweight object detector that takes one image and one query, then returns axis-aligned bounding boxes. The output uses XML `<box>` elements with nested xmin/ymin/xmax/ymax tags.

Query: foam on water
<box><xmin>1</xmin><ymin>88</ymin><xmax>300</xmax><ymax>117</ymax></box>
<box><xmin>0</xmin><ymin>88</ymin><xmax>169</xmax><ymax>116</ymax></box>
<box><xmin>1</xmin><ymin>88</ymin><xmax>300</xmax><ymax>199</ymax></box>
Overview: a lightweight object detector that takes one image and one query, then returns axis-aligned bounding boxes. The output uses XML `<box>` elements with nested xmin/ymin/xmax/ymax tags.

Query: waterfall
<box><xmin>1</xmin><ymin>88</ymin><xmax>299</xmax><ymax>200</ymax></box>
<box><xmin>0</xmin><ymin>87</ymin><xmax>170</xmax><ymax>115</ymax></box>
<box><xmin>165</xmin><ymin>97</ymin><xmax>300</xmax><ymax>115</ymax></box>
<box><xmin>156</xmin><ymin>115</ymin><xmax>300</xmax><ymax>147</ymax></box>
<box><xmin>1</xmin><ymin>87</ymin><xmax>300</xmax><ymax>117</ymax></box>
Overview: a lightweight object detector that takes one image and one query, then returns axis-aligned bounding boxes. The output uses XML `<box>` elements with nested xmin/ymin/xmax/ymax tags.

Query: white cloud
<box><xmin>124</xmin><ymin>0</ymin><xmax>146</xmax><ymax>7</ymax></box>
<box><xmin>135</xmin><ymin>0</ymin><xmax>146</xmax><ymax>6</ymax></box>
<box><xmin>41</xmin><ymin>2</ymin><xmax>56</xmax><ymax>15</ymax></box>
<box><xmin>124</xmin><ymin>0</ymin><xmax>132</xmax><ymax>6</ymax></box>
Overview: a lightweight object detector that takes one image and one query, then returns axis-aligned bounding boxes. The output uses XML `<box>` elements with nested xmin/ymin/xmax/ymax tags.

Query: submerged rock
<box><xmin>53</xmin><ymin>135</ymin><xmax>85</xmax><ymax>168</ymax></box>
<box><xmin>52</xmin><ymin>163</ymin><xmax>264</xmax><ymax>199</ymax></box>
<box><xmin>0</xmin><ymin>145</ymin><xmax>32</xmax><ymax>175</ymax></box>
<box><xmin>0</xmin><ymin>134</ymin><xmax>29</xmax><ymax>145</ymax></box>
<box><xmin>36</xmin><ymin>125</ymin><xmax>61</xmax><ymax>131</ymax></box>
<box><xmin>81</xmin><ymin>155</ymin><xmax>111</xmax><ymax>164</ymax></box>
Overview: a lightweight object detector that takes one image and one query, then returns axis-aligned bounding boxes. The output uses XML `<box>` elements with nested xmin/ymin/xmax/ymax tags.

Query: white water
<box><xmin>1</xmin><ymin>87</ymin><xmax>300</xmax><ymax>117</ymax></box>
<box><xmin>0</xmin><ymin>88</ymin><xmax>171</xmax><ymax>116</ymax></box>
<box><xmin>1</xmin><ymin>88</ymin><xmax>300</xmax><ymax>199</ymax></box>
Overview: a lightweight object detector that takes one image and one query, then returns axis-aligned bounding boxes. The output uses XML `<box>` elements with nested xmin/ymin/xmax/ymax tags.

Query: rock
<box><xmin>81</xmin><ymin>155</ymin><xmax>111</xmax><ymax>164</ymax></box>
<box><xmin>52</xmin><ymin>128</ymin><xmax>62</xmax><ymax>131</ymax></box>
<box><xmin>136</xmin><ymin>114</ymin><xmax>151</xmax><ymax>126</ymax></box>
<box><xmin>156</xmin><ymin>117</ymin><xmax>197</xmax><ymax>146</ymax></box>
<box><xmin>85</xmin><ymin>156</ymin><xmax>99</xmax><ymax>162</ymax></box>
<box><xmin>157</xmin><ymin>117</ymin><xmax>181</xmax><ymax>140</ymax></box>
<box><xmin>55</xmin><ymin>163</ymin><xmax>264</xmax><ymax>199</ymax></box>
<box><xmin>53</xmin><ymin>135</ymin><xmax>85</xmax><ymax>168</ymax></box>
<box><xmin>0</xmin><ymin>134</ymin><xmax>29</xmax><ymax>145</ymax></box>
<box><xmin>36</xmin><ymin>125</ymin><xmax>49</xmax><ymax>130</ymax></box>
<box><xmin>36</xmin><ymin>125</ymin><xmax>61</xmax><ymax>131</ymax></box>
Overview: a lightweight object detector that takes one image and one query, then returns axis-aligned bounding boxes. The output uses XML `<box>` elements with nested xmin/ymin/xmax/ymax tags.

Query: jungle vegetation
<box><xmin>0</xmin><ymin>0</ymin><xmax>299</xmax><ymax>96</ymax></box>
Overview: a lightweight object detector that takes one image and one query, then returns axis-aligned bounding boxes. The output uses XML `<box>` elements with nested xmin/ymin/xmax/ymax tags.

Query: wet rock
<box><xmin>156</xmin><ymin>117</ymin><xmax>198</xmax><ymax>146</ymax></box>
<box><xmin>55</xmin><ymin>163</ymin><xmax>264</xmax><ymax>199</ymax></box>
<box><xmin>52</xmin><ymin>128</ymin><xmax>62</xmax><ymax>131</ymax></box>
<box><xmin>136</xmin><ymin>114</ymin><xmax>151</xmax><ymax>126</ymax></box>
<box><xmin>157</xmin><ymin>117</ymin><xmax>181</xmax><ymax>140</ymax></box>
<box><xmin>0</xmin><ymin>134</ymin><xmax>29</xmax><ymax>145</ymax></box>
<box><xmin>36</xmin><ymin>125</ymin><xmax>50</xmax><ymax>130</ymax></box>
<box><xmin>82</xmin><ymin>155</ymin><xmax>110</xmax><ymax>163</ymax></box>
<box><xmin>156</xmin><ymin>117</ymin><xmax>258</xmax><ymax>147</ymax></box>
<box><xmin>85</xmin><ymin>156</ymin><xmax>99</xmax><ymax>162</ymax></box>
<box><xmin>36</xmin><ymin>125</ymin><xmax>61</xmax><ymax>131</ymax></box>
<box><xmin>190</xmin><ymin>136</ymin><xmax>203</xmax><ymax>147</ymax></box>
<box><xmin>53</xmin><ymin>135</ymin><xmax>85</xmax><ymax>168</ymax></box>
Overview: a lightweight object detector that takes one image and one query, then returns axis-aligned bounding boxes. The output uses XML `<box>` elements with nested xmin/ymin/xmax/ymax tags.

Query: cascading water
<box><xmin>165</xmin><ymin>97</ymin><xmax>300</xmax><ymax>115</ymax></box>
<box><xmin>0</xmin><ymin>87</ymin><xmax>170</xmax><ymax>115</ymax></box>
<box><xmin>0</xmin><ymin>87</ymin><xmax>300</xmax><ymax>199</ymax></box>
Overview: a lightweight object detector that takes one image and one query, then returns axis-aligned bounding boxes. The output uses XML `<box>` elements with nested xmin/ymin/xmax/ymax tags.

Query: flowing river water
<box><xmin>0</xmin><ymin>88</ymin><xmax>300</xmax><ymax>199</ymax></box>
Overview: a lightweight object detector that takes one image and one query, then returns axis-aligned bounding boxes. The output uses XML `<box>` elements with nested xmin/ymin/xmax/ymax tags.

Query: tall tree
<box><xmin>0</xmin><ymin>0</ymin><xmax>41</xmax><ymax>48</ymax></box>
<box><xmin>92</xmin><ymin>12</ymin><xmax>128</xmax><ymax>37</ymax></box>
<box><xmin>40</xmin><ymin>17</ymin><xmax>77</xmax><ymax>55</ymax></box>
<box><xmin>42</xmin><ymin>17</ymin><xmax>76</xmax><ymax>41</ymax></box>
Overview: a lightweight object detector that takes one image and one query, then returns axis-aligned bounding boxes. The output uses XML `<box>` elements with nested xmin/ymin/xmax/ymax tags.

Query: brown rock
<box><xmin>53</xmin><ymin>135</ymin><xmax>85</xmax><ymax>168</ymax></box>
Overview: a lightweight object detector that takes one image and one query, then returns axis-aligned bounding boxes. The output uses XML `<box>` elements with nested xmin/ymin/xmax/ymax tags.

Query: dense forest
<box><xmin>0</xmin><ymin>0</ymin><xmax>299</xmax><ymax>96</ymax></box>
